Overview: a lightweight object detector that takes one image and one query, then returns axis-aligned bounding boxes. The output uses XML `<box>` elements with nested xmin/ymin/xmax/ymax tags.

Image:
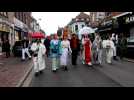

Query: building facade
<box><xmin>0</xmin><ymin>12</ymin><xmax>15</xmax><ymax>54</ymax></box>
<box><xmin>67</xmin><ymin>12</ymin><xmax>90</xmax><ymax>36</ymax></box>
<box><xmin>90</xmin><ymin>12</ymin><xmax>106</xmax><ymax>28</ymax></box>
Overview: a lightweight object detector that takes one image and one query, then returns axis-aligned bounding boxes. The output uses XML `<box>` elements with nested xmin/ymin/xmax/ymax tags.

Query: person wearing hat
<box><xmin>31</xmin><ymin>39</ymin><xmax>46</xmax><ymax>76</ymax></box>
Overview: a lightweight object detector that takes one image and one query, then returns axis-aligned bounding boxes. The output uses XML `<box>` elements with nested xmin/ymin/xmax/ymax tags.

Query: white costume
<box><xmin>31</xmin><ymin>43</ymin><xmax>46</xmax><ymax>73</ymax></box>
<box><xmin>111</xmin><ymin>33</ymin><xmax>117</xmax><ymax>57</ymax></box>
<box><xmin>60</xmin><ymin>40</ymin><xmax>72</xmax><ymax>66</ymax></box>
<box><xmin>103</xmin><ymin>39</ymin><xmax>114</xmax><ymax>64</ymax></box>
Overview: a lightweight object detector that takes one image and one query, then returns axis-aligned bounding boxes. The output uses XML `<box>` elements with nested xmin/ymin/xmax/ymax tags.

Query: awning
<box><xmin>98</xmin><ymin>28</ymin><xmax>112</xmax><ymax>32</ymax></box>
<box><xmin>30</xmin><ymin>32</ymin><xmax>45</xmax><ymax>38</ymax></box>
<box><xmin>113</xmin><ymin>12</ymin><xmax>133</xmax><ymax>19</ymax></box>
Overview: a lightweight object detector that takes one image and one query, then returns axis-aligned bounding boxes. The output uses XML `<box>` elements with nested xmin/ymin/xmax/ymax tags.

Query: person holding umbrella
<box><xmin>31</xmin><ymin>39</ymin><xmax>46</xmax><ymax>76</ymax></box>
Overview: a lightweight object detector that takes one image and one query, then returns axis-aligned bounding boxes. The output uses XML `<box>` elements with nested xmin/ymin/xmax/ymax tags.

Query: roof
<box><xmin>75</xmin><ymin>12</ymin><xmax>90</xmax><ymax>19</ymax></box>
<box><xmin>67</xmin><ymin>12</ymin><xmax>90</xmax><ymax>25</ymax></box>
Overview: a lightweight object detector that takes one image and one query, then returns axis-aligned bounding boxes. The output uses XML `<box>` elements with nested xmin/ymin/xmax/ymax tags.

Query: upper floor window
<box><xmin>0</xmin><ymin>12</ymin><xmax>8</xmax><ymax>17</ymax></box>
<box><xmin>75</xmin><ymin>25</ymin><xmax>78</xmax><ymax>31</ymax></box>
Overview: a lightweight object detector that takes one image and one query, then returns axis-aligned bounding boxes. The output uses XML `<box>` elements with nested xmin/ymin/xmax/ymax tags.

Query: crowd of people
<box><xmin>0</xmin><ymin>32</ymin><xmax>128</xmax><ymax>77</ymax></box>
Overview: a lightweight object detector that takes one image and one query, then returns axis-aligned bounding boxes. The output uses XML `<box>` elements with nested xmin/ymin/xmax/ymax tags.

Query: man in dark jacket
<box><xmin>44</xmin><ymin>37</ymin><xmax>50</xmax><ymax>57</ymax></box>
<box><xmin>70</xmin><ymin>34</ymin><xmax>80</xmax><ymax>66</ymax></box>
<box><xmin>21</xmin><ymin>37</ymin><xmax>31</xmax><ymax>61</ymax></box>
<box><xmin>2</xmin><ymin>39</ymin><xmax>10</xmax><ymax>58</ymax></box>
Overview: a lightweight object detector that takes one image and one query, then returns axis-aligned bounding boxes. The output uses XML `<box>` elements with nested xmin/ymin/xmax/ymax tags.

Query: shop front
<box><xmin>0</xmin><ymin>19</ymin><xmax>11</xmax><ymax>54</ymax></box>
<box><xmin>97</xmin><ymin>19</ymin><xmax>114</xmax><ymax>39</ymax></box>
<box><xmin>116</xmin><ymin>13</ymin><xmax>134</xmax><ymax>58</ymax></box>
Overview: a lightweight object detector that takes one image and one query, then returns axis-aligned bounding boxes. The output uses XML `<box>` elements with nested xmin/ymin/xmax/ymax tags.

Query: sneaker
<box><xmin>52</xmin><ymin>70</ymin><xmax>57</xmax><ymax>72</ymax></box>
<box><xmin>82</xmin><ymin>61</ymin><xmax>85</xmax><ymax>64</ymax></box>
<box><xmin>88</xmin><ymin>62</ymin><xmax>92</xmax><ymax>66</ymax></box>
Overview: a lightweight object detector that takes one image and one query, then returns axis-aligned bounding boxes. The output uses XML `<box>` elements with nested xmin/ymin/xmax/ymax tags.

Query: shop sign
<box><xmin>126</xmin><ymin>15</ymin><xmax>134</xmax><ymax>24</ymax></box>
<box><xmin>14</xmin><ymin>18</ymin><xmax>23</xmax><ymax>29</ymax></box>
<box><xmin>102</xmin><ymin>20</ymin><xmax>112</xmax><ymax>26</ymax></box>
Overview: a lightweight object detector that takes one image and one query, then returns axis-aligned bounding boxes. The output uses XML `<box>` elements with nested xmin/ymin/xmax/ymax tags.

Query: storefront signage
<box><xmin>14</xmin><ymin>18</ymin><xmax>23</xmax><ymax>29</ymax></box>
<box><xmin>126</xmin><ymin>15</ymin><xmax>134</xmax><ymax>24</ymax></box>
<box><xmin>102</xmin><ymin>20</ymin><xmax>112</xmax><ymax>26</ymax></box>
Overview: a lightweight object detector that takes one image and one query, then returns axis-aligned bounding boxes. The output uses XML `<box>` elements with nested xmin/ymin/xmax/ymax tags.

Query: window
<box><xmin>3</xmin><ymin>12</ymin><xmax>7</xmax><ymax>17</ymax></box>
<box><xmin>15</xmin><ymin>12</ymin><xmax>17</xmax><ymax>18</ymax></box>
<box><xmin>81</xmin><ymin>18</ymin><xmax>84</xmax><ymax>21</ymax></box>
<box><xmin>18</xmin><ymin>12</ymin><xmax>21</xmax><ymax>20</ymax></box>
<box><xmin>106</xmin><ymin>12</ymin><xmax>111</xmax><ymax>17</ymax></box>
<box><xmin>75</xmin><ymin>25</ymin><xmax>78</xmax><ymax>31</ymax></box>
<box><xmin>81</xmin><ymin>24</ymin><xmax>84</xmax><ymax>28</ymax></box>
<box><xmin>24</xmin><ymin>14</ymin><xmax>26</xmax><ymax>24</ymax></box>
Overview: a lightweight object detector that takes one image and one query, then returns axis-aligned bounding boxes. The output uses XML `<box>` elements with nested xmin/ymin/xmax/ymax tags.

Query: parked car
<box><xmin>12</xmin><ymin>41</ymin><xmax>33</xmax><ymax>57</ymax></box>
<box><xmin>126</xmin><ymin>37</ymin><xmax>134</xmax><ymax>58</ymax></box>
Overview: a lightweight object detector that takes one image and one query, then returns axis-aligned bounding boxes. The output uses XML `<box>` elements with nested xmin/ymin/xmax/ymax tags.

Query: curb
<box><xmin>123</xmin><ymin>58</ymin><xmax>134</xmax><ymax>63</ymax></box>
<box><xmin>16</xmin><ymin>62</ymin><xmax>33</xmax><ymax>87</ymax></box>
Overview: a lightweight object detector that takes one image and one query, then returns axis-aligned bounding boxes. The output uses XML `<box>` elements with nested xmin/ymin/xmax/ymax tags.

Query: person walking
<box><xmin>92</xmin><ymin>35</ymin><xmax>103</xmax><ymax>65</ymax></box>
<box><xmin>21</xmin><ymin>37</ymin><xmax>31</xmax><ymax>61</ymax></box>
<box><xmin>50</xmin><ymin>34</ymin><xmax>61</xmax><ymax>72</ymax></box>
<box><xmin>2</xmin><ymin>38</ymin><xmax>10</xmax><ymax>58</ymax></box>
<box><xmin>60</xmin><ymin>35</ymin><xmax>72</xmax><ymax>71</ymax></box>
<box><xmin>44</xmin><ymin>36</ymin><xmax>50</xmax><ymax>57</ymax></box>
<box><xmin>118</xmin><ymin>34</ymin><xmax>127</xmax><ymax>60</ymax></box>
<box><xmin>105</xmin><ymin>36</ymin><xmax>115</xmax><ymax>64</ymax></box>
<box><xmin>31</xmin><ymin>39</ymin><xmax>46</xmax><ymax>76</ymax></box>
<box><xmin>81</xmin><ymin>34</ymin><xmax>92</xmax><ymax>66</ymax></box>
<box><xmin>111</xmin><ymin>33</ymin><xmax>118</xmax><ymax>60</ymax></box>
<box><xmin>5</xmin><ymin>39</ymin><xmax>10</xmax><ymax>58</ymax></box>
<box><xmin>70</xmin><ymin>34</ymin><xmax>80</xmax><ymax>66</ymax></box>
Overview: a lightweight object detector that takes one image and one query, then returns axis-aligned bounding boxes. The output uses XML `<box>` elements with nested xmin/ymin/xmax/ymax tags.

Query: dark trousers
<box><xmin>6</xmin><ymin>51</ymin><xmax>10</xmax><ymax>58</ymax></box>
<box><xmin>72</xmin><ymin>49</ymin><xmax>78</xmax><ymax>65</ymax></box>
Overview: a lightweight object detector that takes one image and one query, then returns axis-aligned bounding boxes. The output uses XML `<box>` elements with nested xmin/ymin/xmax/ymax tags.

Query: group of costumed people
<box><xmin>30</xmin><ymin>32</ymin><xmax>118</xmax><ymax>76</ymax></box>
<box><xmin>81</xmin><ymin>33</ymin><xmax>117</xmax><ymax>66</ymax></box>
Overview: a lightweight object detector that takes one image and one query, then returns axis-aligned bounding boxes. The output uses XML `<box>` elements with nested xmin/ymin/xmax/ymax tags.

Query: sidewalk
<box><xmin>0</xmin><ymin>55</ymin><xmax>33</xmax><ymax>87</ymax></box>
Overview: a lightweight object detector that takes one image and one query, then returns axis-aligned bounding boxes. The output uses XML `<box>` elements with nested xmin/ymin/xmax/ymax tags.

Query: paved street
<box><xmin>30</xmin><ymin>55</ymin><xmax>124</xmax><ymax>87</ymax></box>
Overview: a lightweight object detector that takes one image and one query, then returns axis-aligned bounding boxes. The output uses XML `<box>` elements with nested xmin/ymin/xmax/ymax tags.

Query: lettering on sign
<box><xmin>102</xmin><ymin>20</ymin><xmax>112</xmax><ymax>26</ymax></box>
<box><xmin>126</xmin><ymin>16</ymin><xmax>134</xmax><ymax>23</ymax></box>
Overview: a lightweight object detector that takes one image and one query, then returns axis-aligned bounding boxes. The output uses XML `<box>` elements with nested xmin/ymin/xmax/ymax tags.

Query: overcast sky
<box><xmin>32</xmin><ymin>12</ymin><xmax>89</xmax><ymax>35</ymax></box>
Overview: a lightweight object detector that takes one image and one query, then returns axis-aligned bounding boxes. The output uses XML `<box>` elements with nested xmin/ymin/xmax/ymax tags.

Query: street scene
<box><xmin>0</xmin><ymin>12</ymin><xmax>134</xmax><ymax>87</ymax></box>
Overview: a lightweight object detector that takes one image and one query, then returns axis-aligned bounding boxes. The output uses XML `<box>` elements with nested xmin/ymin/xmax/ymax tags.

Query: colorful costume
<box><xmin>31</xmin><ymin>42</ymin><xmax>46</xmax><ymax>74</ymax></box>
<box><xmin>60</xmin><ymin>40</ymin><xmax>72</xmax><ymax>66</ymax></box>
<box><xmin>50</xmin><ymin>39</ymin><xmax>61</xmax><ymax>71</ymax></box>
<box><xmin>82</xmin><ymin>35</ymin><xmax>92</xmax><ymax>66</ymax></box>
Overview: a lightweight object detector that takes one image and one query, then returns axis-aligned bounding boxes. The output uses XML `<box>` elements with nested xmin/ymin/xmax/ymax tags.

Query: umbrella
<box><xmin>79</xmin><ymin>26</ymin><xmax>95</xmax><ymax>35</ymax></box>
<box><xmin>31</xmin><ymin>32</ymin><xmax>45</xmax><ymax>38</ymax></box>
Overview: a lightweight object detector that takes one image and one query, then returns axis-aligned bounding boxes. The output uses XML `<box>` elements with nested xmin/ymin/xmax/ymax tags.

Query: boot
<box><xmin>64</xmin><ymin>66</ymin><xmax>68</xmax><ymax>71</ymax></box>
<box><xmin>39</xmin><ymin>70</ymin><xmax>43</xmax><ymax>74</ymax></box>
<box><xmin>35</xmin><ymin>72</ymin><xmax>39</xmax><ymax>77</ymax></box>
